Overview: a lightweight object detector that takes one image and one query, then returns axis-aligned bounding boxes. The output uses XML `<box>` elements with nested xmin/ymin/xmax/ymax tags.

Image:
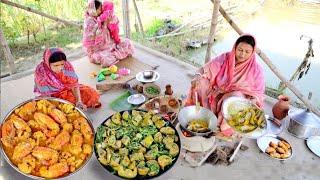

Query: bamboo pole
<box><xmin>147</xmin><ymin>24</ymin><xmax>210</xmax><ymax>40</ymax></box>
<box><xmin>169</xmin><ymin>19</ymin><xmax>195</xmax><ymax>35</ymax></box>
<box><xmin>132</xmin><ymin>0</ymin><xmax>144</xmax><ymax>37</ymax></box>
<box><xmin>0</xmin><ymin>28</ymin><xmax>16</xmax><ymax>74</ymax></box>
<box><xmin>215</xmin><ymin>2</ymin><xmax>320</xmax><ymax>116</ymax></box>
<box><xmin>134</xmin><ymin>15</ymin><xmax>140</xmax><ymax>33</ymax></box>
<box><xmin>278</xmin><ymin>37</ymin><xmax>313</xmax><ymax>92</ymax></box>
<box><xmin>122</xmin><ymin>0</ymin><xmax>131</xmax><ymax>39</ymax></box>
<box><xmin>205</xmin><ymin>0</ymin><xmax>221</xmax><ymax>63</ymax></box>
<box><xmin>1</xmin><ymin>0</ymin><xmax>81</xmax><ymax>28</ymax></box>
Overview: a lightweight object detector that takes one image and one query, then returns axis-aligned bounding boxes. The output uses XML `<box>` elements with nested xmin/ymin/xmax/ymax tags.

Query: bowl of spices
<box><xmin>143</xmin><ymin>83</ymin><xmax>161</xmax><ymax>98</ymax></box>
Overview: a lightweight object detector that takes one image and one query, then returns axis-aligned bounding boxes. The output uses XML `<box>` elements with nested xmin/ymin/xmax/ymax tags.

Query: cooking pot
<box><xmin>178</xmin><ymin>105</ymin><xmax>217</xmax><ymax>136</ymax></box>
<box><xmin>287</xmin><ymin>108</ymin><xmax>320</xmax><ymax>139</ymax></box>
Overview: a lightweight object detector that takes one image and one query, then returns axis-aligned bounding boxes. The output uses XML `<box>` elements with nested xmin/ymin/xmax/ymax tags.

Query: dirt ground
<box><xmin>1</xmin><ymin>45</ymin><xmax>319</xmax><ymax>180</ymax></box>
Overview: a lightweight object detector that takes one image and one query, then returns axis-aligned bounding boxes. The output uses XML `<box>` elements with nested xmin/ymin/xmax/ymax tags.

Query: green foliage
<box><xmin>145</xmin><ymin>19</ymin><xmax>165</xmax><ymax>37</ymax></box>
<box><xmin>1</xmin><ymin>0</ymin><xmax>87</xmax><ymax>44</ymax></box>
<box><xmin>143</xmin><ymin>18</ymin><xmax>181</xmax><ymax>37</ymax></box>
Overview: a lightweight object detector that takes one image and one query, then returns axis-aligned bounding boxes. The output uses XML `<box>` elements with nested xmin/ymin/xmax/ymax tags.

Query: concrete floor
<box><xmin>0</xmin><ymin>45</ymin><xmax>319</xmax><ymax>180</ymax></box>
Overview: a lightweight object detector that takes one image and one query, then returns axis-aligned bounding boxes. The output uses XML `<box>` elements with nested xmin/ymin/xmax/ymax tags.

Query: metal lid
<box><xmin>306</xmin><ymin>136</ymin><xmax>320</xmax><ymax>157</ymax></box>
<box><xmin>288</xmin><ymin>108</ymin><xmax>320</xmax><ymax>128</ymax></box>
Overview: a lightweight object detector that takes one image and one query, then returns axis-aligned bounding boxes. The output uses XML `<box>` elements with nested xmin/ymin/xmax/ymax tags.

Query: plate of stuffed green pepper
<box><xmin>94</xmin><ymin>110</ymin><xmax>181</xmax><ymax>179</ymax></box>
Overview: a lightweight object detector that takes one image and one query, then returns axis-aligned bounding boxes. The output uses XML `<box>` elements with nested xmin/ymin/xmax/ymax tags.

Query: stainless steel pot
<box><xmin>287</xmin><ymin>108</ymin><xmax>320</xmax><ymax>139</ymax></box>
<box><xmin>178</xmin><ymin>105</ymin><xmax>217</xmax><ymax>136</ymax></box>
<box><xmin>0</xmin><ymin>97</ymin><xmax>94</xmax><ymax>179</ymax></box>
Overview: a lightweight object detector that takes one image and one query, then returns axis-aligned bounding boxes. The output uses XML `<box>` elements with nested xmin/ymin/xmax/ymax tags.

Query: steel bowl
<box><xmin>178</xmin><ymin>106</ymin><xmax>217</xmax><ymax>136</ymax></box>
<box><xmin>287</xmin><ymin>108</ymin><xmax>320</xmax><ymax>139</ymax></box>
<box><xmin>0</xmin><ymin>97</ymin><xmax>94</xmax><ymax>180</ymax></box>
<box><xmin>143</xmin><ymin>70</ymin><xmax>154</xmax><ymax>79</ymax></box>
<box><xmin>136</xmin><ymin>71</ymin><xmax>160</xmax><ymax>83</ymax></box>
<box><xmin>127</xmin><ymin>94</ymin><xmax>146</xmax><ymax>105</ymax></box>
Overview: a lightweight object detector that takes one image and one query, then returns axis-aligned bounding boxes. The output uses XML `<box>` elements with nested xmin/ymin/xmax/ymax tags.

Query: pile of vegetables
<box><xmin>146</xmin><ymin>86</ymin><xmax>160</xmax><ymax>95</ymax></box>
<box><xmin>95</xmin><ymin>110</ymin><xmax>180</xmax><ymax>179</ymax></box>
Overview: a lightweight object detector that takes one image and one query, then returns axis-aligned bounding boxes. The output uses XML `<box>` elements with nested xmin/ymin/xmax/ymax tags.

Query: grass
<box><xmin>1</xmin><ymin>26</ymin><xmax>83</xmax><ymax>75</ymax></box>
<box><xmin>144</xmin><ymin>19</ymin><xmax>166</xmax><ymax>37</ymax></box>
<box><xmin>9</xmin><ymin>26</ymin><xmax>82</xmax><ymax>60</ymax></box>
<box><xmin>132</xmin><ymin>18</ymin><xmax>210</xmax><ymax>67</ymax></box>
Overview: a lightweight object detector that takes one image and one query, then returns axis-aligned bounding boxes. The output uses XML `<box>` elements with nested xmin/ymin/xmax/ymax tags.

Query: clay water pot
<box><xmin>272</xmin><ymin>95</ymin><xmax>290</xmax><ymax>120</ymax></box>
<box><xmin>165</xmin><ymin>84</ymin><xmax>173</xmax><ymax>96</ymax></box>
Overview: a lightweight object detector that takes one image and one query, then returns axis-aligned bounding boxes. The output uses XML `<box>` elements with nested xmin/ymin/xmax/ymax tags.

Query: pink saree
<box><xmin>82</xmin><ymin>0</ymin><xmax>134</xmax><ymax>67</ymax></box>
<box><xmin>34</xmin><ymin>48</ymin><xmax>100</xmax><ymax>108</ymax></box>
<box><xmin>186</xmin><ymin>34</ymin><xmax>265</xmax><ymax>136</ymax></box>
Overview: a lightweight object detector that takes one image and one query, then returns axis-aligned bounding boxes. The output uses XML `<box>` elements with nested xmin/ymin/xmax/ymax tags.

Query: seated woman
<box><xmin>83</xmin><ymin>0</ymin><xmax>134</xmax><ymax>67</ymax></box>
<box><xmin>185</xmin><ymin>34</ymin><xmax>265</xmax><ymax>136</ymax></box>
<box><xmin>34</xmin><ymin>48</ymin><xmax>101</xmax><ymax>110</ymax></box>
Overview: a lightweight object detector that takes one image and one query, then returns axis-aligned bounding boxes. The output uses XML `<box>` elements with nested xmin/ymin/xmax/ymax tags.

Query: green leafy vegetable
<box><xmin>146</xmin><ymin>86</ymin><xmax>160</xmax><ymax>95</ymax></box>
<box><xmin>96</xmin><ymin>126</ymin><xmax>106</xmax><ymax>143</ymax></box>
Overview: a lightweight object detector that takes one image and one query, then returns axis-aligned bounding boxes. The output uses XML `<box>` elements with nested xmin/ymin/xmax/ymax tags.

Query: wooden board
<box><xmin>96</xmin><ymin>57</ymin><xmax>153</xmax><ymax>91</ymax></box>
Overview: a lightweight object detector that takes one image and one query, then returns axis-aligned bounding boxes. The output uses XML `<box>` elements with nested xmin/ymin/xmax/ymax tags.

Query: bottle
<box><xmin>272</xmin><ymin>95</ymin><xmax>290</xmax><ymax>120</ymax></box>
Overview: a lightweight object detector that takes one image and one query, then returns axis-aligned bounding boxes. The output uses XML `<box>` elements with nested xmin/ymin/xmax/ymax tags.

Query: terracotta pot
<box><xmin>165</xmin><ymin>84</ymin><xmax>173</xmax><ymax>96</ymax></box>
<box><xmin>272</xmin><ymin>95</ymin><xmax>290</xmax><ymax>120</ymax></box>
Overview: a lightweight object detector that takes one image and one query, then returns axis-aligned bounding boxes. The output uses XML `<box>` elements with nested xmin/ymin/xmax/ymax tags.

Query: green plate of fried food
<box><xmin>94</xmin><ymin>110</ymin><xmax>181</xmax><ymax>179</ymax></box>
<box><xmin>222</xmin><ymin>96</ymin><xmax>267</xmax><ymax>135</ymax></box>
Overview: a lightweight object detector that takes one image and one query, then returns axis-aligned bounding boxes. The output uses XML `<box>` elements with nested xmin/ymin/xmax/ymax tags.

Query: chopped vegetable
<box><xmin>146</xmin><ymin>86</ymin><xmax>160</xmax><ymax>95</ymax></box>
<box><xmin>96</xmin><ymin>126</ymin><xmax>106</xmax><ymax>143</ymax></box>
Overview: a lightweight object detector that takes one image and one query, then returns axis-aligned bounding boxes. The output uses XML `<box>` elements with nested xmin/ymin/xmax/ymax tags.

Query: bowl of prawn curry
<box><xmin>0</xmin><ymin>97</ymin><xmax>94</xmax><ymax>179</ymax></box>
<box><xmin>94</xmin><ymin>110</ymin><xmax>181</xmax><ymax>179</ymax></box>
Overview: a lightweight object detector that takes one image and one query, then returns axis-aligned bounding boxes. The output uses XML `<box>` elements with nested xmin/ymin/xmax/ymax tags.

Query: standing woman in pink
<box><xmin>83</xmin><ymin>0</ymin><xmax>134</xmax><ymax>67</ymax></box>
<box><xmin>185</xmin><ymin>34</ymin><xmax>265</xmax><ymax>136</ymax></box>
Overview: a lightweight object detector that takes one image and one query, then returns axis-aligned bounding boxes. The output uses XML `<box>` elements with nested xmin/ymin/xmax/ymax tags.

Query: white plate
<box><xmin>306</xmin><ymin>136</ymin><xmax>320</xmax><ymax>157</ymax></box>
<box><xmin>257</xmin><ymin>134</ymin><xmax>292</xmax><ymax>160</ymax></box>
<box><xmin>222</xmin><ymin>96</ymin><xmax>251</xmax><ymax>120</ymax></box>
<box><xmin>127</xmin><ymin>94</ymin><xmax>146</xmax><ymax>105</ymax></box>
<box><xmin>136</xmin><ymin>70</ymin><xmax>160</xmax><ymax>83</ymax></box>
<box><xmin>251</xmin><ymin>115</ymin><xmax>285</xmax><ymax>139</ymax></box>
<box><xmin>222</xmin><ymin>96</ymin><xmax>268</xmax><ymax>138</ymax></box>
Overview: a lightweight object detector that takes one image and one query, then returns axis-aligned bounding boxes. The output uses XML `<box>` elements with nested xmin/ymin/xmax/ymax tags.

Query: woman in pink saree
<box><xmin>185</xmin><ymin>34</ymin><xmax>265</xmax><ymax>136</ymax></box>
<box><xmin>83</xmin><ymin>0</ymin><xmax>134</xmax><ymax>67</ymax></box>
<box><xmin>34</xmin><ymin>48</ymin><xmax>101</xmax><ymax>110</ymax></box>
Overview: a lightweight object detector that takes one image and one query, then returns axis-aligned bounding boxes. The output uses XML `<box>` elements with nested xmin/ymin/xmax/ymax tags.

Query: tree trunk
<box><xmin>122</xmin><ymin>0</ymin><xmax>131</xmax><ymax>38</ymax></box>
<box><xmin>215</xmin><ymin>2</ymin><xmax>320</xmax><ymax>117</ymax></box>
<box><xmin>27</xmin><ymin>30</ymin><xmax>30</xmax><ymax>45</ymax></box>
<box><xmin>0</xmin><ymin>28</ymin><xmax>16</xmax><ymax>74</ymax></box>
<box><xmin>132</xmin><ymin>0</ymin><xmax>144</xmax><ymax>37</ymax></box>
<box><xmin>205</xmin><ymin>0</ymin><xmax>221</xmax><ymax>63</ymax></box>
<box><xmin>42</xmin><ymin>17</ymin><xmax>47</xmax><ymax>36</ymax></box>
<box><xmin>134</xmin><ymin>17</ymin><xmax>140</xmax><ymax>33</ymax></box>
<box><xmin>33</xmin><ymin>31</ymin><xmax>37</xmax><ymax>43</ymax></box>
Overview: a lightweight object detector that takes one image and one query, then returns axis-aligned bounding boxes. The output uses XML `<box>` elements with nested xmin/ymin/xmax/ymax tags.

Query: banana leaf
<box><xmin>110</xmin><ymin>90</ymin><xmax>137</xmax><ymax>112</ymax></box>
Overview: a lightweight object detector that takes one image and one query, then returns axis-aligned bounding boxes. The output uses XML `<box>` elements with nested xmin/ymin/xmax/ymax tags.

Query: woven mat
<box><xmin>96</xmin><ymin>57</ymin><xmax>154</xmax><ymax>90</ymax></box>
